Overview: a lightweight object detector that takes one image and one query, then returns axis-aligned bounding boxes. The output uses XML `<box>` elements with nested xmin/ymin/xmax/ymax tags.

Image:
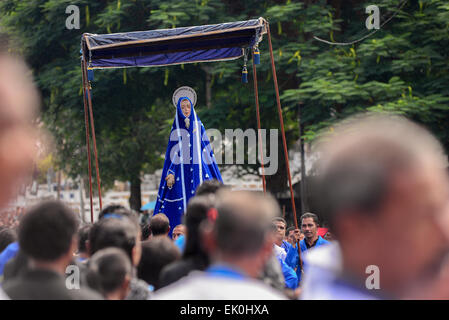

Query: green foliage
<box><xmin>1</xmin><ymin>0</ymin><xmax>449</xmax><ymax>197</ymax></box>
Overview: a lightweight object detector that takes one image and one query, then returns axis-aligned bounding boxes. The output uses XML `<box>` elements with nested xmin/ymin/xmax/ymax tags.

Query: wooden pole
<box><xmin>298</xmin><ymin>103</ymin><xmax>308</xmax><ymax>214</ymax></box>
<box><xmin>252</xmin><ymin>53</ymin><xmax>266</xmax><ymax>194</ymax></box>
<box><xmin>85</xmin><ymin>69</ymin><xmax>103</xmax><ymax>211</ymax></box>
<box><xmin>81</xmin><ymin>58</ymin><xmax>94</xmax><ymax>223</ymax></box>
<box><xmin>266</xmin><ymin>22</ymin><xmax>303</xmax><ymax>275</ymax></box>
<box><xmin>266</xmin><ymin>23</ymin><xmax>297</xmax><ymax>227</ymax></box>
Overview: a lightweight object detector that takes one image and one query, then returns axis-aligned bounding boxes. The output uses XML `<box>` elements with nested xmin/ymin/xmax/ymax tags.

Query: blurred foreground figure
<box><xmin>154</xmin><ymin>190</ymin><xmax>285</xmax><ymax>300</ymax></box>
<box><xmin>3</xmin><ymin>201</ymin><xmax>101</xmax><ymax>300</ymax></box>
<box><xmin>158</xmin><ymin>195</ymin><xmax>215</xmax><ymax>288</ymax></box>
<box><xmin>301</xmin><ymin>113</ymin><xmax>449</xmax><ymax>300</ymax></box>
<box><xmin>0</xmin><ymin>36</ymin><xmax>40</xmax><ymax>300</ymax></box>
<box><xmin>0</xmin><ymin>40</ymin><xmax>39</xmax><ymax>209</ymax></box>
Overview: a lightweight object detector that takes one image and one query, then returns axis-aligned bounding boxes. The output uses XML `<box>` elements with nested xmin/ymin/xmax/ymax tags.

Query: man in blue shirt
<box><xmin>285</xmin><ymin>213</ymin><xmax>329</xmax><ymax>284</ymax></box>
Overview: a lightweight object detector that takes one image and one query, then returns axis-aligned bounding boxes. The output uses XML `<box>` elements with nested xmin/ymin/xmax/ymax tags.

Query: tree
<box><xmin>2</xmin><ymin>0</ymin><xmax>448</xmax><ymax>219</ymax></box>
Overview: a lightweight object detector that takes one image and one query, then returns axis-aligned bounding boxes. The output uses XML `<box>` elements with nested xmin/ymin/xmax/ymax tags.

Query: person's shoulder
<box><xmin>70</xmin><ymin>287</ymin><xmax>104</xmax><ymax>300</ymax></box>
<box><xmin>317</xmin><ymin>236</ymin><xmax>330</xmax><ymax>245</ymax></box>
<box><xmin>155</xmin><ymin>272</ymin><xmax>286</xmax><ymax>300</ymax></box>
<box><xmin>0</xmin><ymin>287</ymin><xmax>9</xmax><ymax>300</ymax></box>
<box><xmin>126</xmin><ymin>277</ymin><xmax>152</xmax><ymax>300</ymax></box>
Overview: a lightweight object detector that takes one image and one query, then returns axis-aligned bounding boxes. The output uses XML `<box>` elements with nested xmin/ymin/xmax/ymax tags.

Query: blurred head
<box><xmin>300</xmin><ymin>213</ymin><xmax>319</xmax><ymax>242</ymax></box>
<box><xmin>316</xmin><ymin>113</ymin><xmax>449</xmax><ymax>296</ymax></box>
<box><xmin>149</xmin><ymin>213</ymin><xmax>170</xmax><ymax>236</ymax></box>
<box><xmin>141</xmin><ymin>223</ymin><xmax>152</xmax><ymax>241</ymax></box>
<box><xmin>324</xmin><ymin>231</ymin><xmax>333</xmax><ymax>242</ymax></box>
<box><xmin>272</xmin><ymin>217</ymin><xmax>286</xmax><ymax>246</ymax></box>
<box><xmin>98</xmin><ymin>204</ymin><xmax>139</xmax><ymax>222</ymax></box>
<box><xmin>180</xmin><ymin>99</ymin><xmax>191</xmax><ymax>117</ymax></box>
<box><xmin>202</xmin><ymin>190</ymin><xmax>279</xmax><ymax>278</ymax></box>
<box><xmin>0</xmin><ymin>38</ymin><xmax>40</xmax><ymax>208</ymax></box>
<box><xmin>172</xmin><ymin>224</ymin><xmax>186</xmax><ymax>241</ymax></box>
<box><xmin>195</xmin><ymin>179</ymin><xmax>225</xmax><ymax>196</ymax></box>
<box><xmin>89</xmin><ymin>215</ymin><xmax>141</xmax><ymax>267</ymax></box>
<box><xmin>0</xmin><ymin>227</ymin><xmax>17</xmax><ymax>252</ymax></box>
<box><xmin>86</xmin><ymin>248</ymin><xmax>132</xmax><ymax>300</ymax></box>
<box><xmin>286</xmin><ymin>227</ymin><xmax>303</xmax><ymax>244</ymax></box>
<box><xmin>137</xmin><ymin>237</ymin><xmax>181</xmax><ymax>290</ymax></box>
<box><xmin>183</xmin><ymin>194</ymin><xmax>215</xmax><ymax>269</ymax></box>
<box><xmin>77</xmin><ymin>224</ymin><xmax>91</xmax><ymax>258</ymax></box>
<box><xmin>18</xmin><ymin>201</ymin><xmax>78</xmax><ymax>270</ymax></box>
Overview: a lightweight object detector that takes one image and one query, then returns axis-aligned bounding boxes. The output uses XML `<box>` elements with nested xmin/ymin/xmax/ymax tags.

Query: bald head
<box><xmin>316</xmin><ymin>113</ymin><xmax>448</xmax><ymax>227</ymax></box>
<box><xmin>150</xmin><ymin>213</ymin><xmax>170</xmax><ymax>236</ymax></box>
<box><xmin>315</xmin><ymin>112</ymin><xmax>449</xmax><ymax>296</ymax></box>
<box><xmin>212</xmin><ymin>190</ymin><xmax>280</xmax><ymax>257</ymax></box>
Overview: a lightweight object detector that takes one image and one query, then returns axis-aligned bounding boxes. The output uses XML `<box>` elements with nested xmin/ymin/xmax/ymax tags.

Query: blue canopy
<box><xmin>81</xmin><ymin>18</ymin><xmax>267</xmax><ymax>69</ymax></box>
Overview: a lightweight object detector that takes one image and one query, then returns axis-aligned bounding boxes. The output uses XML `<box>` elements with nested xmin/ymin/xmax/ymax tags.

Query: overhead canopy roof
<box><xmin>81</xmin><ymin>18</ymin><xmax>267</xmax><ymax>69</ymax></box>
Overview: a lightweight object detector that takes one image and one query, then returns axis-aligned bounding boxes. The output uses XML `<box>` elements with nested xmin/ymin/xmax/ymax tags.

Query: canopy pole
<box><xmin>266</xmin><ymin>22</ymin><xmax>303</xmax><ymax>274</ymax></box>
<box><xmin>81</xmin><ymin>58</ymin><xmax>94</xmax><ymax>223</ymax></box>
<box><xmin>83</xmin><ymin>60</ymin><xmax>103</xmax><ymax>211</ymax></box>
<box><xmin>252</xmin><ymin>53</ymin><xmax>266</xmax><ymax>194</ymax></box>
<box><xmin>266</xmin><ymin>23</ymin><xmax>297</xmax><ymax>226</ymax></box>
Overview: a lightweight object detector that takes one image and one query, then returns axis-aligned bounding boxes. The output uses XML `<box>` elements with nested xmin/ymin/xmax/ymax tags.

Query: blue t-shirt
<box><xmin>285</xmin><ymin>236</ymin><xmax>330</xmax><ymax>283</ymax></box>
<box><xmin>0</xmin><ymin>242</ymin><xmax>19</xmax><ymax>276</ymax></box>
<box><xmin>174</xmin><ymin>234</ymin><xmax>186</xmax><ymax>253</ymax></box>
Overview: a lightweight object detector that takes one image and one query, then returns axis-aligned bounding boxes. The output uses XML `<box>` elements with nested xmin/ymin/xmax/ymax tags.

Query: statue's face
<box><xmin>180</xmin><ymin>99</ymin><xmax>191</xmax><ymax>117</ymax></box>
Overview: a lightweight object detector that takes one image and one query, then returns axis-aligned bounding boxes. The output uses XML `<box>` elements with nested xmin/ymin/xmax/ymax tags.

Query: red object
<box><xmin>318</xmin><ymin>228</ymin><xmax>329</xmax><ymax>237</ymax></box>
<box><xmin>207</xmin><ymin>208</ymin><xmax>218</xmax><ymax>222</ymax></box>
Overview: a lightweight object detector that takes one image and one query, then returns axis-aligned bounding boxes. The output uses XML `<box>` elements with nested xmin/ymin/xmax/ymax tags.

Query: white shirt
<box><xmin>0</xmin><ymin>287</ymin><xmax>9</xmax><ymax>300</ymax></box>
<box><xmin>273</xmin><ymin>244</ymin><xmax>287</xmax><ymax>261</ymax></box>
<box><xmin>153</xmin><ymin>271</ymin><xmax>286</xmax><ymax>300</ymax></box>
<box><xmin>300</xmin><ymin>242</ymin><xmax>377</xmax><ymax>300</ymax></box>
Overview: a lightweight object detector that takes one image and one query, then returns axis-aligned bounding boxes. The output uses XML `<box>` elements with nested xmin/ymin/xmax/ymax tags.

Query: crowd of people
<box><xmin>3</xmin><ymin>33</ymin><xmax>449</xmax><ymax>300</ymax></box>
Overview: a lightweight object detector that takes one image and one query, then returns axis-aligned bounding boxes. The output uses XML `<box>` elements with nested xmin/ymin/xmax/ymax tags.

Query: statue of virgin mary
<box><xmin>153</xmin><ymin>87</ymin><xmax>222</xmax><ymax>234</ymax></box>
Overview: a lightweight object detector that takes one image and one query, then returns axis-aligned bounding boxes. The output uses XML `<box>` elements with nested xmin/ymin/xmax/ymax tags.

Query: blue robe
<box><xmin>154</xmin><ymin>97</ymin><xmax>222</xmax><ymax>235</ymax></box>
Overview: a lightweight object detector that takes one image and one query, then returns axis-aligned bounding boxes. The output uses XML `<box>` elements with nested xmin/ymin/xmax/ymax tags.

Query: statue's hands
<box><xmin>166</xmin><ymin>174</ymin><xmax>175</xmax><ymax>189</ymax></box>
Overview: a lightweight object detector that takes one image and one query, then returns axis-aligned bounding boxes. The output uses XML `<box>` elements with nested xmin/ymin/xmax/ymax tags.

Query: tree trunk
<box><xmin>129</xmin><ymin>176</ymin><xmax>142</xmax><ymax>212</ymax></box>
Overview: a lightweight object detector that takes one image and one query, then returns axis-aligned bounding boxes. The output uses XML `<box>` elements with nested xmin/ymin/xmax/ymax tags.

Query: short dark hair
<box><xmin>86</xmin><ymin>248</ymin><xmax>132</xmax><ymax>296</ymax></box>
<box><xmin>89</xmin><ymin>216</ymin><xmax>138</xmax><ymax>261</ymax></box>
<box><xmin>286</xmin><ymin>226</ymin><xmax>295</xmax><ymax>236</ymax></box>
<box><xmin>98</xmin><ymin>204</ymin><xmax>139</xmax><ymax>224</ymax></box>
<box><xmin>18</xmin><ymin>201</ymin><xmax>79</xmax><ymax>261</ymax></box>
<box><xmin>0</xmin><ymin>228</ymin><xmax>17</xmax><ymax>252</ymax></box>
<box><xmin>137</xmin><ymin>238</ymin><xmax>180</xmax><ymax>289</ymax></box>
<box><xmin>195</xmin><ymin>179</ymin><xmax>225</xmax><ymax>196</ymax></box>
<box><xmin>149</xmin><ymin>213</ymin><xmax>170</xmax><ymax>236</ymax></box>
<box><xmin>300</xmin><ymin>213</ymin><xmax>319</xmax><ymax>226</ymax></box>
<box><xmin>77</xmin><ymin>224</ymin><xmax>91</xmax><ymax>254</ymax></box>
<box><xmin>141</xmin><ymin>223</ymin><xmax>152</xmax><ymax>241</ymax></box>
<box><xmin>183</xmin><ymin>195</ymin><xmax>215</xmax><ymax>266</ymax></box>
